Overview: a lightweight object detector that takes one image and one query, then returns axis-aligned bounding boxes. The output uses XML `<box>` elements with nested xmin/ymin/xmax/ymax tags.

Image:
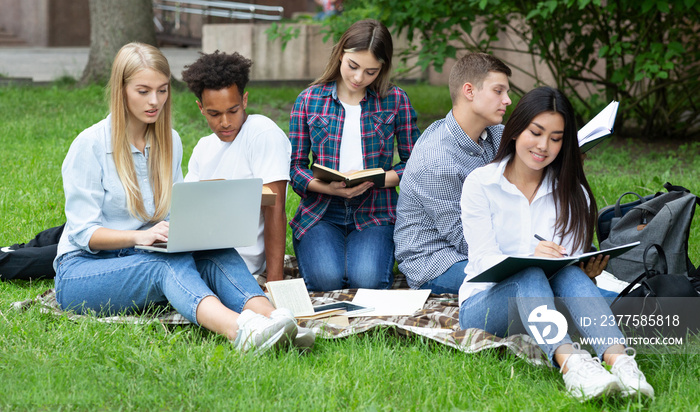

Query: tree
<box><xmin>326</xmin><ymin>0</ymin><xmax>700</xmax><ymax>139</ymax></box>
<box><xmin>80</xmin><ymin>0</ymin><xmax>156</xmax><ymax>85</ymax></box>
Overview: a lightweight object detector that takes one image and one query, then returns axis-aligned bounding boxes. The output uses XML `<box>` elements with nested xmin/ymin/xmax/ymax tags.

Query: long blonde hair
<box><xmin>312</xmin><ymin>19</ymin><xmax>393</xmax><ymax>98</ymax></box>
<box><xmin>108</xmin><ymin>42</ymin><xmax>173</xmax><ymax>222</ymax></box>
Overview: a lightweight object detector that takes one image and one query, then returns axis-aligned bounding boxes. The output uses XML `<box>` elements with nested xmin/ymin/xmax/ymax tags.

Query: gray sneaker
<box><xmin>232</xmin><ymin>309</ymin><xmax>297</xmax><ymax>355</ymax></box>
<box><xmin>271</xmin><ymin>307</ymin><xmax>316</xmax><ymax>351</ymax></box>
<box><xmin>610</xmin><ymin>348</ymin><xmax>654</xmax><ymax>399</ymax></box>
<box><xmin>561</xmin><ymin>344</ymin><xmax>619</xmax><ymax>401</ymax></box>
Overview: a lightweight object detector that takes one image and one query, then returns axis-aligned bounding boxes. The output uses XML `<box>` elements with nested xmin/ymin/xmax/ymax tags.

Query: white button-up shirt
<box><xmin>458</xmin><ymin>157</ymin><xmax>583</xmax><ymax>303</ymax></box>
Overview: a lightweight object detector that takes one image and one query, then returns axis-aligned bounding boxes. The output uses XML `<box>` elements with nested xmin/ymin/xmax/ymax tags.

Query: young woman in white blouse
<box><xmin>53</xmin><ymin>43</ymin><xmax>299</xmax><ymax>353</ymax></box>
<box><xmin>458</xmin><ymin>87</ymin><xmax>653</xmax><ymax>401</ymax></box>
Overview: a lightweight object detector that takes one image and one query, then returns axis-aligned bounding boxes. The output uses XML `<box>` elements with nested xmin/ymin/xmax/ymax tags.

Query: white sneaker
<box><xmin>232</xmin><ymin>309</ymin><xmax>297</xmax><ymax>355</ymax></box>
<box><xmin>271</xmin><ymin>307</ymin><xmax>316</xmax><ymax>351</ymax></box>
<box><xmin>561</xmin><ymin>344</ymin><xmax>619</xmax><ymax>401</ymax></box>
<box><xmin>1</xmin><ymin>246</ymin><xmax>14</xmax><ymax>253</ymax></box>
<box><xmin>610</xmin><ymin>348</ymin><xmax>655</xmax><ymax>399</ymax></box>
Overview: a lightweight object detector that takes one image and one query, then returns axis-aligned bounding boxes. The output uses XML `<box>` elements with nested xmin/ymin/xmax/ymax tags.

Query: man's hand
<box><xmin>580</xmin><ymin>254</ymin><xmax>610</xmax><ymax>279</ymax></box>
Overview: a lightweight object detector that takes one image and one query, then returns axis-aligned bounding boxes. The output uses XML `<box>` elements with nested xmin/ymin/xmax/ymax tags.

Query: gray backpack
<box><xmin>599</xmin><ymin>183</ymin><xmax>698</xmax><ymax>282</ymax></box>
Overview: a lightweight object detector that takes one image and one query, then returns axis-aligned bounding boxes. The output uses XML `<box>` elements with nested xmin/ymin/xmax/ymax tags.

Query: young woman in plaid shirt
<box><xmin>289</xmin><ymin>19</ymin><xmax>420</xmax><ymax>291</ymax></box>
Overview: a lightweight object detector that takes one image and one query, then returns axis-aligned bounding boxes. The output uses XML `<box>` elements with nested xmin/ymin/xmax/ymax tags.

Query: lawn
<box><xmin>1</xmin><ymin>82</ymin><xmax>699</xmax><ymax>411</ymax></box>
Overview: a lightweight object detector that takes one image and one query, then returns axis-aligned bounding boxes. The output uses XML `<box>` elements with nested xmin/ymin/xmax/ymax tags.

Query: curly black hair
<box><xmin>181</xmin><ymin>50</ymin><xmax>253</xmax><ymax>101</ymax></box>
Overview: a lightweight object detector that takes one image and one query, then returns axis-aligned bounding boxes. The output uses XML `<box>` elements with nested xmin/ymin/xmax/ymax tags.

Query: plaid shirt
<box><xmin>289</xmin><ymin>82</ymin><xmax>419</xmax><ymax>239</ymax></box>
<box><xmin>394</xmin><ymin>111</ymin><xmax>504</xmax><ymax>288</ymax></box>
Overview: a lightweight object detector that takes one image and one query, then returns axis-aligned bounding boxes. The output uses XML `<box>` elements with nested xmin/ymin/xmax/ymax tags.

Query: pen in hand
<box><xmin>534</xmin><ymin>234</ymin><xmax>569</xmax><ymax>257</ymax></box>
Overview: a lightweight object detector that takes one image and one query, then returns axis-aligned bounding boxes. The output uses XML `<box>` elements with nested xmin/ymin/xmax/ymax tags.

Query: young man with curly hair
<box><xmin>181</xmin><ymin>51</ymin><xmax>291</xmax><ymax>284</ymax></box>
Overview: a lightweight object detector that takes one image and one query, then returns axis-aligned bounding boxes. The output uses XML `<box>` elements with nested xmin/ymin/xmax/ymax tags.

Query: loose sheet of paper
<box><xmin>349</xmin><ymin>289</ymin><xmax>431</xmax><ymax>317</ymax></box>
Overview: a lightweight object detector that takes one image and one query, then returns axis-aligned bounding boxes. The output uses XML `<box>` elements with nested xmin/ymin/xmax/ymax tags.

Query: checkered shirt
<box><xmin>289</xmin><ymin>82</ymin><xmax>419</xmax><ymax>239</ymax></box>
<box><xmin>394</xmin><ymin>110</ymin><xmax>503</xmax><ymax>288</ymax></box>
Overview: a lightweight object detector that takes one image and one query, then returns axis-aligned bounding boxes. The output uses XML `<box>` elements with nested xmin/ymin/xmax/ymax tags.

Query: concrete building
<box><xmin>0</xmin><ymin>0</ymin><xmax>313</xmax><ymax>47</ymax></box>
<box><xmin>0</xmin><ymin>0</ymin><xmax>90</xmax><ymax>46</ymax></box>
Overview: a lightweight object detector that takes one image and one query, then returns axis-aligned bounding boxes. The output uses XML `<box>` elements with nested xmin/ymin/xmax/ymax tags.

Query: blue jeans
<box><xmin>459</xmin><ymin>265</ymin><xmax>625</xmax><ymax>365</ymax></box>
<box><xmin>293</xmin><ymin>197</ymin><xmax>395</xmax><ymax>291</ymax></box>
<box><xmin>421</xmin><ymin>259</ymin><xmax>468</xmax><ymax>294</ymax></box>
<box><xmin>598</xmin><ymin>286</ymin><xmax>619</xmax><ymax>305</ymax></box>
<box><xmin>54</xmin><ymin>247</ymin><xmax>265</xmax><ymax>326</ymax></box>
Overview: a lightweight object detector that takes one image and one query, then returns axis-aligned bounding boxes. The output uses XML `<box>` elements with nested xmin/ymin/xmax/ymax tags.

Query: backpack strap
<box><xmin>611</xmin><ymin>244</ymin><xmax>667</xmax><ymax>305</ymax></box>
<box><xmin>614</xmin><ymin>192</ymin><xmax>645</xmax><ymax>217</ymax></box>
<box><xmin>663</xmin><ymin>182</ymin><xmax>691</xmax><ymax>193</ymax></box>
<box><xmin>663</xmin><ymin>181</ymin><xmax>700</xmax><ymax>205</ymax></box>
<box><xmin>643</xmin><ymin>243</ymin><xmax>667</xmax><ymax>274</ymax></box>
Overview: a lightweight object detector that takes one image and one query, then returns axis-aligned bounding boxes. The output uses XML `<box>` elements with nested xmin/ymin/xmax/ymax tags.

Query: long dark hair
<box><xmin>312</xmin><ymin>19</ymin><xmax>393</xmax><ymax>97</ymax></box>
<box><xmin>493</xmin><ymin>86</ymin><xmax>596</xmax><ymax>253</ymax></box>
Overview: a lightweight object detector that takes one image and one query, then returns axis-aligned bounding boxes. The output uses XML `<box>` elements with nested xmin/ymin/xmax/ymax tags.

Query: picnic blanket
<box><xmin>10</xmin><ymin>256</ymin><xmax>546</xmax><ymax>365</ymax></box>
<box><xmin>12</xmin><ymin>288</ymin><xmax>545</xmax><ymax>365</ymax></box>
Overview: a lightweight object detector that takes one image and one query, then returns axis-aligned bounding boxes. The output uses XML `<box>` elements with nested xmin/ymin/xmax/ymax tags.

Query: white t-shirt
<box><xmin>338</xmin><ymin>101</ymin><xmax>363</xmax><ymax>173</ymax></box>
<box><xmin>458</xmin><ymin>157</ymin><xmax>583</xmax><ymax>304</ymax></box>
<box><xmin>185</xmin><ymin>114</ymin><xmax>291</xmax><ymax>275</ymax></box>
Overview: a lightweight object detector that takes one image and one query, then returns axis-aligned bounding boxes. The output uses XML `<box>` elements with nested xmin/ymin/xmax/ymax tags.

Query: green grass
<box><xmin>1</xmin><ymin>83</ymin><xmax>700</xmax><ymax>410</ymax></box>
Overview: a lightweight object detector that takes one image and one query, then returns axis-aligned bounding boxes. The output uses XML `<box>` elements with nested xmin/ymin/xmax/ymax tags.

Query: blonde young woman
<box><xmin>53</xmin><ymin>43</ymin><xmax>299</xmax><ymax>353</ymax></box>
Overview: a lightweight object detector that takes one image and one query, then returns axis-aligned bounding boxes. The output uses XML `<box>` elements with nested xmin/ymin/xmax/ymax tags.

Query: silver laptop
<box><xmin>136</xmin><ymin>178</ymin><xmax>262</xmax><ymax>253</ymax></box>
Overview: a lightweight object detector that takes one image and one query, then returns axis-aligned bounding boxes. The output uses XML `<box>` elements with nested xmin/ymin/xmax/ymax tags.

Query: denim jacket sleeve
<box><xmin>61</xmin><ymin>125</ymin><xmax>109</xmax><ymax>253</ymax></box>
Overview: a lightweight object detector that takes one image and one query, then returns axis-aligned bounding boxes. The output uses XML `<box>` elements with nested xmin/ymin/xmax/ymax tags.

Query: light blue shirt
<box><xmin>55</xmin><ymin>115</ymin><xmax>183</xmax><ymax>265</ymax></box>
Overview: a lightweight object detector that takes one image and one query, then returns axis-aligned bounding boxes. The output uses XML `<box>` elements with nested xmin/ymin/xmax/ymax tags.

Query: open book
<box><xmin>312</xmin><ymin>163</ymin><xmax>385</xmax><ymax>188</ymax></box>
<box><xmin>266</xmin><ymin>278</ymin><xmax>372</xmax><ymax>319</ymax></box>
<box><xmin>468</xmin><ymin>241</ymin><xmax>640</xmax><ymax>283</ymax></box>
<box><xmin>577</xmin><ymin>100</ymin><xmax>619</xmax><ymax>153</ymax></box>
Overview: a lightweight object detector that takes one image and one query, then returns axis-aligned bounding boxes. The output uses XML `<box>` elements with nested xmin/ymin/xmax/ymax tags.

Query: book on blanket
<box><xmin>468</xmin><ymin>241</ymin><xmax>640</xmax><ymax>283</ymax></box>
<box><xmin>311</xmin><ymin>163</ymin><xmax>386</xmax><ymax>188</ymax></box>
<box><xmin>265</xmin><ymin>278</ymin><xmax>372</xmax><ymax>318</ymax></box>
<box><xmin>577</xmin><ymin>100</ymin><xmax>620</xmax><ymax>153</ymax></box>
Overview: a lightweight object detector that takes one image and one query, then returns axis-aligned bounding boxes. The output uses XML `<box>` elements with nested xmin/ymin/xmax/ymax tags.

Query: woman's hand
<box><xmin>135</xmin><ymin>221</ymin><xmax>169</xmax><ymax>246</ymax></box>
<box><xmin>579</xmin><ymin>254</ymin><xmax>610</xmax><ymax>279</ymax></box>
<box><xmin>534</xmin><ymin>240</ymin><xmax>569</xmax><ymax>258</ymax></box>
<box><xmin>327</xmin><ymin>180</ymin><xmax>374</xmax><ymax>198</ymax></box>
<box><xmin>307</xmin><ymin>178</ymin><xmax>374</xmax><ymax>199</ymax></box>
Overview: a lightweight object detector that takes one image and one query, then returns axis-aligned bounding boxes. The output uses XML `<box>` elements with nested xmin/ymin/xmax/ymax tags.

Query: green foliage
<box><xmin>333</xmin><ymin>0</ymin><xmax>700</xmax><ymax>138</ymax></box>
<box><xmin>264</xmin><ymin>22</ymin><xmax>302</xmax><ymax>51</ymax></box>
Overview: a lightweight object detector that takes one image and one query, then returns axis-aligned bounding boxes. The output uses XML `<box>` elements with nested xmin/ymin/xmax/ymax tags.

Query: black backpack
<box><xmin>610</xmin><ymin>244</ymin><xmax>700</xmax><ymax>337</ymax></box>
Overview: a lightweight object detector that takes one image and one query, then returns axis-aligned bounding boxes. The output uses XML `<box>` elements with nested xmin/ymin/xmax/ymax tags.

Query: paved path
<box><xmin>0</xmin><ymin>47</ymin><xmax>202</xmax><ymax>83</ymax></box>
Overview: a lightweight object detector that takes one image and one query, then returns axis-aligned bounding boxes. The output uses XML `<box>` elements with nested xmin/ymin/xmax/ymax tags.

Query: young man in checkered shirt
<box><xmin>394</xmin><ymin>53</ymin><xmax>512</xmax><ymax>294</ymax></box>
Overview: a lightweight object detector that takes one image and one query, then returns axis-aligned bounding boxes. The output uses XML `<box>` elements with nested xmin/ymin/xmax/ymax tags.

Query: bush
<box><xmin>328</xmin><ymin>0</ymin><xmax>700</xmax><ymax>139</ymax></box>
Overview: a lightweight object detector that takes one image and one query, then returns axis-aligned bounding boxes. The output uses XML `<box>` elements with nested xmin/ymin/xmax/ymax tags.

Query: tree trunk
<box><xmin>80</xmin><ymin>0</ymin><xmax>156</xmax><ymax>85</ymax></box>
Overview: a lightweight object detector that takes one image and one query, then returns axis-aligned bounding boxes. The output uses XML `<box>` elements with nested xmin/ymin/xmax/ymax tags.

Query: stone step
<box><xmin>0</xmin><ymin>30</ymin><xmax>26</xmax><ymax>46</ymax></box>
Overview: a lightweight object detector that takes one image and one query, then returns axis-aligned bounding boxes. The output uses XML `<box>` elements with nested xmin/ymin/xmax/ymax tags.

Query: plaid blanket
<box><xmin>11</xmin><ymin>256</ymin><xmax>546</xmax><ymax>365</ymax></box>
